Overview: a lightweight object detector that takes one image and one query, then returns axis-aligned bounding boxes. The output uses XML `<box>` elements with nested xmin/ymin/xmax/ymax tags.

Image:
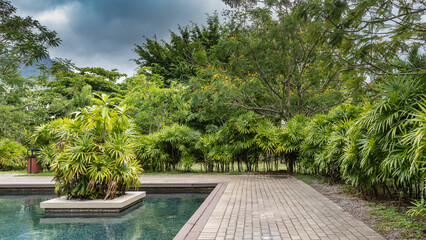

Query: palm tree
<box><xmin>278</xmin><ymin>115</ymin><xmax>307</xmax><ymax>173</ymax></box>
<box><xmin>137</xmin><ymin>124</ymin><xmax>200</xmax><ymax>171</ymax></box>
<box><xmin>342</xmin><ymin>77</ymin><xmax>425</xmax><ymax>198</ymax></box>
<box><xmin>136</xmin><ymin>134</ymin><xmax>169</xmax><ymax>171</ymax></box>
<box><xmin>402</xmin><ymin>96</ymin><xmax>426</xmax><ymax>204</ymax></box>
<box><xmin>195</xmin><ymin>133</ymin><xmax>217</xmax><ymax>172</ymax></box>
<box><xmin>41</xmin><ymin>94</ymin><xmax>142</xmax><ymax>200</ymax></box>
<box><xmin>228</xmin><ymin>112</ymin><xmax>260</xmax><ymax>171</ymax></box>
<box><xmin>159</xmin><ymin>124</ymin><xmax>200</xmax><ymax>170</ymax></box>
<box><xmin>254</xmin><ymin>119</ymin><xmax>279</xmax><ymax>171</ymax></box>
<box><xmin>300</xmin><ymin>114</ymin><xmax>331</xmax><ymax>174</ymax></box>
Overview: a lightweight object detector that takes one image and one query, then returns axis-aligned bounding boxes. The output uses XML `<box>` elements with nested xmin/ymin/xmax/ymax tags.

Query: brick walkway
<box><xmin>0</xmin><ymin>174</ymin><xmax>384</xmax><ymax>240</ymax></box>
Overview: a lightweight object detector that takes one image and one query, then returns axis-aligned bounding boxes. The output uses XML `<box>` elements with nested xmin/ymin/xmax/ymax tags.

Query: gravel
<box><xmin>305</xmin><ymin>178</ymin><xmax>409</xmax><ymax>240</ymax></box>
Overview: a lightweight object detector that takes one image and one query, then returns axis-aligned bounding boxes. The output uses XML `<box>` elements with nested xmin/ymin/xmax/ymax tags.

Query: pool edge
<box><xmin>0</xmin><ymin>181</ymin><xmax>227</xmax><ymax>240</ymax></box>
<box><xmin>174</xmin><ymin>182</ymin><xmax>228</xmax><ymax>240</ymax></box>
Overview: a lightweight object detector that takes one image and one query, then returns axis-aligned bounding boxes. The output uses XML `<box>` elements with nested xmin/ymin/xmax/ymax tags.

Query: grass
<box><xmin>0</xmin><ymin>169</ymin><xmax>55</xmax><ymax>176</ymax></box>
<box><xmin>0</xmin><ymin>170</ymin><xmax>27</xmax><ymax>174</ymax></box>
<box><xmin>16</xmin><ymin>171</ymin><xmax>55</xmax><ymax>177</ymax></box>
<box><xmin>295</xmin><ymin>174</ymin><xmax>335</xmax><ymax>186</ymax></box>
<box><xmin>294</xmin><ymin>174</ymin><xmax>321</xmax><ymax>183</ymax></box>
<box><xmin>367</xmin><ymin>202</ymin><xmax>426</xmax><ymax>239</ymax></box>
<box><xmin>141</xmin><ymin>170</ymin><xmax>243</xmax><ymax>175</ymax></box>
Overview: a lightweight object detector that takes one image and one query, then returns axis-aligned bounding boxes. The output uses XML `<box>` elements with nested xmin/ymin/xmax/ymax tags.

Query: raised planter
<box><xmin>40</xmin><ymin>191</ymin><xmax>146</xmax><ymax>214</ymax></box>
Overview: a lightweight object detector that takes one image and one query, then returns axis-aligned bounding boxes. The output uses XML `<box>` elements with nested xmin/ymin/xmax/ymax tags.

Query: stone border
<box><xmin>0</xmin><ymin>183</ymin><xmax>54</xmax><ymax>193</ymax></box>
<box><xmin>41</xmin><ymin>191</ymin><xmax>146</xmax><ymax>214</ymax></box>
<box><xmin>0</xmin><ymin>183</ymin><xmax>215</xmax><ymax>192</ymax></box>
<box><xmin>0</xmin><ymin>181</ymin><xmax>227</xmax><ymax>239</ymax></box>
<box><xmin>174</xmin><ymin>182</ymin><xmax>228</xmax><ymax>240</ymax></box>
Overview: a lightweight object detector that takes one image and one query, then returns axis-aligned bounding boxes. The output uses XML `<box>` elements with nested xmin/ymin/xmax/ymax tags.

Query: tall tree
<box><xmin>123</xmin><ymin>72</ymin><xmax>190</xmax><ymax>134</ymax></box>
<box><xmin>0</xmin><ymin>0</ymin><xmax>61</xmax><ymax>87</ymax></box>
<box><xmin>193</xmin><ymin>2</ymin><xmax>345</xmax><ymax>121</ymax></box>
<box><xmin>0</xmin><ymin>0</ymin><xmax>61</xmax><ymax>142</ymax></box>
<box><xmin>133</xmin><ymin>14</ymin><xmax>221</xmax><ymax>85</ymax></box>
<box><xmin>222</xmin><ymin>0</ymin><xmax>426</xmax><ymax>94</ymax></box>
<box><xmin>318</xmin><ymin>0</ymin><xmax>425</xmax><ymax>77</ymax></box>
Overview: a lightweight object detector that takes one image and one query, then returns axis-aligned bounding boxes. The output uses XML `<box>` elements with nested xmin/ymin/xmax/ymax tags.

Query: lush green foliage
<box><xmin>2</xmin><ymin>0</ymin><xmax>425</xmax><ymax>214</ymax></box>
<box><xmin>133</xmin><ymin>14</ymin><xmax>221</xmax><ymax>85</ymax></box>
<box><xmin>368</xmin><ymin>202</ymin><xmax>426</xmax><ymax>238</ymax></box>
<box><xmin>0</xmin><ymin>138</ymin><xmax>26</xmax><ymax>170</ymax></box>
<box><xmin>0</xmin><ymin>0</ymin><xmax>60</xmax><ymax>85</ymax></box>
<box><xmin>137</xmin><ymin>124</ymin><xmax>200</xmax><ymax>171</ymax></box>
<box><xmin>0</xmin><ymin>0</ymin><xmax>61</xmax><ymax>142</ymax></box>
<box><xmin>290</xmin><ymin>77</ymin><xmax>426</xmax><ymax>201</ymax></box>
<box><xmin>123</xmin><ymin>72</ymin><xmax>190</xmax><ymax>133</ymax></box>
<box><xmin>34</xmin><ymin>94</ymin><xmax>142</xmax><ymax>199</ymax></box>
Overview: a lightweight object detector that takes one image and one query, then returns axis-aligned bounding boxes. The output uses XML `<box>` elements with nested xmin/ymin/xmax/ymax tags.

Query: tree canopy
<box><xmin>1</xmin><ymin>0</ymin><xmax>425</xmax><ymax>216</ymax></box>
<box><xmin>0</xmin><ymin>0</ymin><xmax>61</xmax><ymax>87</ymax></box>
<box><xmin>133</xmin><ymin>14</ymin><xmax>221</xmax><ymax>85</ymax></box>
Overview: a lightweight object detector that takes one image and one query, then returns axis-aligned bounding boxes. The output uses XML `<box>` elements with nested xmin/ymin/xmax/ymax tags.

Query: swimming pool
<box><xmin>0</xmin><ymin>192</ymin><xmax>208</xmax><ymax>240</ymax></box>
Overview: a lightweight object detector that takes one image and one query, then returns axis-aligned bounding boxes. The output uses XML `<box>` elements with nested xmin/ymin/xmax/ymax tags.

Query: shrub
<box><xmin>0</xmin><ymin>139</ymin><xmax>26</xmax><ymax>170</ymax></box>
<box><xmin>42</xmin><ymin>94</ymin><xmax>142</xmax><ymax>200</ymax></box>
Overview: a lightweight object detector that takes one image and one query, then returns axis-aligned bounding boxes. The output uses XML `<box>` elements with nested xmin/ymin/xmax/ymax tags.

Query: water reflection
<box><xmin>0</xmin><ymin>193</ymin><xmax>207</xmax><ymax>240</ymax></box>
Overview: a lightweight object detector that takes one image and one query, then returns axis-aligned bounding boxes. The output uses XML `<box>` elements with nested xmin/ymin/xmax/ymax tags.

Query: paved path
<box><xmin>0</xmin><ymin>174</ymin><xmax>383</xmax><ymax>240</ymax></box>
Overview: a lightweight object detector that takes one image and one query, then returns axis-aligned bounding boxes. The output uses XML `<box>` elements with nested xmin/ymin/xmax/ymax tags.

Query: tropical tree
<box><xmin>278</xmin><ymin>115</ymin><xmax>308</xmax><ymax>173</ymax></box>
<box><xmin>313</xmin><ymin>0</ymin><xmax>426</xmax><ymax>77</ymax></box>
<box><xmin>226</xmin><ymin>111</ymin><xmax>261</xmax><ymax>171</ymax></box>
<box><xmin>195</xmin><ymin>133</ymin><xmax>217</xmax><ymax>171</ymax></box>
<box><xmin>133</xmin><ymin>14</ymin><xmax>221</xmax><ymax>85</ymax></box>
<box><xmin>320</xmin><ymin>76</ymin><xmax>425</xmax><ymax>200</ymax></box>
<box><xmin>0</xmin><ymin>0</ymin><xmax>61</xmax><ymax>86</ymax></box>
<box><xmin>41</xmin><ymin>65</ymin><xmax>123</xmax><ymax>99</ymax></box>
<box><xmin>123</xmin><ymin>72</ymin><xmax>190</xmax><ymax>133</ymax></box>
<box><xmin>36</xmin><ymin>94</ymin><xmax>142</xmax><ymax>200</ymax></box>
<box><xmin>402</xmin><ymin>96</ymin><xmax>426</xmax><ymax>210</ymax></box>
<box><xmin>0</xmin><ymin>1</ymin><xmax>62</xmax><ymax>142</ymax></box>
<box><xmin>192</xmin><ymin>0</ymin><xmax>345</xmax><ymax>123</ymax></box>
<box><xmin>136</xmin><ymin>124</ymin><xmax>200</xmax><ymax>171</ymax></box>
<box><xmin>253</xmin><ymin>119</ymin><xmax>280</xmax><ymax>171</ymax></box>
<box><xmin>300</xmin><ymin>104</ymin><xmax>360</xmax><ymax>177</ymax></box>
<box><xmin>222</xmin><ymin>0</ymin><xmax>426</xmax><ymax>77</ymax></box>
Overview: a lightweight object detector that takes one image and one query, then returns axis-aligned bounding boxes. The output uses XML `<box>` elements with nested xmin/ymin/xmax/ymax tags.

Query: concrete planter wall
<box><xmin>40</xmin><ymin>191</ymin><xmax>146</xmax><ymax>214</ymax></box>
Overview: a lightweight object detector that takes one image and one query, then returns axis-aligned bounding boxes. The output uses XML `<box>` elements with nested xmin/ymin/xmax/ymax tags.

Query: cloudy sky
<box><xmin>13</xmin><ymin>0</ymin><xmax>229</xmax><ymax>76</ymax></box>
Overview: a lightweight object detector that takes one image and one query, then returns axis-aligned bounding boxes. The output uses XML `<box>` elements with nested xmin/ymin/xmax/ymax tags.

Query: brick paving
<box><xmin>0</xmin><ymin>174</ymin><xmax>384</xmax><ymax>239</ymax></box>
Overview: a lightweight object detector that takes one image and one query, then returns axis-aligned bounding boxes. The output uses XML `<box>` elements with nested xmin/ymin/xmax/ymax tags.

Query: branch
<box><xmin>240</xmin><ymin>34</ymin><xmax>284</xmax><ymax>101</ymax></box>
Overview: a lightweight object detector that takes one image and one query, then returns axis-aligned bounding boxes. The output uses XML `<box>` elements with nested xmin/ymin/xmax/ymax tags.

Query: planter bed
<box><xmin>40</xmin><ymin>191</ymin><xmax>146</xmax><ymax>214</ymax></box>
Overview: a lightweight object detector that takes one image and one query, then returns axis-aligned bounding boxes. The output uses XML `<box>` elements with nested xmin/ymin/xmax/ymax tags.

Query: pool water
<box><xmin>0</xmin><ymin>192</ymin><xmax>207</xmax><ymax>240</ymax></box>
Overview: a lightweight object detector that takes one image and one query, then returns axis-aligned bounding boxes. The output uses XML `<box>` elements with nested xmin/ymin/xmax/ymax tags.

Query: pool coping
<box><xmin>40</xmin><ymin>191</ymin><xmax>147</xmax><ymax>213</ymax></box>
<box><xmin>174</xmin><ymin>182</ymin><xmax>227</xmax><ymax>240</ymax></box>
<box><xmin>0</xmin><ymin>182</ymin><xmax>227</xmax><ymax>240</ymax></box>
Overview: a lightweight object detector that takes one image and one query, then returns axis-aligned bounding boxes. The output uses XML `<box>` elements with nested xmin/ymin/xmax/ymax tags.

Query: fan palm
<box><xmin>278</xmin><ymin>115</ymin><xmax>308</xmax><ymax>173</ymax></box>
<box><xmin>402</xmin><ymin>96</ymin><xmax>426</xmax><ymax>200</ymax></box>
<box><xmin>343</xmin><ymin>77</ymin><xmax>425</xmax><ymax>197</ymax></box>
<box><xmin>227</xmin><ymin>112</ymin><xmax>261</xmax><ymax>171</ymax></box>
<box><xmin>136</xmin><ymin>124</ymin><xmax>200</xmax><ymax>171</ymax></box>
<box><xmin>195</xmin><ymin>133</ymin><xmax>217</xmax><ymax>172</ymax></box>
<box><xmin>43</xmin><ymin>94</ymin><xmax>142</xmax><ymax>200</ymax></box>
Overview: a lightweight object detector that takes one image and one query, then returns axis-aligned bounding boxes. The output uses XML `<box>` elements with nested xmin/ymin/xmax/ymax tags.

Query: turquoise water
<box><xmin>0</xmin><ymin>192</ymin><xmax>207</xmax><ymax>240</ymax></box>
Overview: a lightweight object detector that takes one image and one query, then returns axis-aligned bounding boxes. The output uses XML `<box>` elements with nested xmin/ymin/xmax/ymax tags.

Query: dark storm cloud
<box><xmin>13</xmin><ymin>0</ymin><xmax>228</xmax><ymax>75</ymax></box>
